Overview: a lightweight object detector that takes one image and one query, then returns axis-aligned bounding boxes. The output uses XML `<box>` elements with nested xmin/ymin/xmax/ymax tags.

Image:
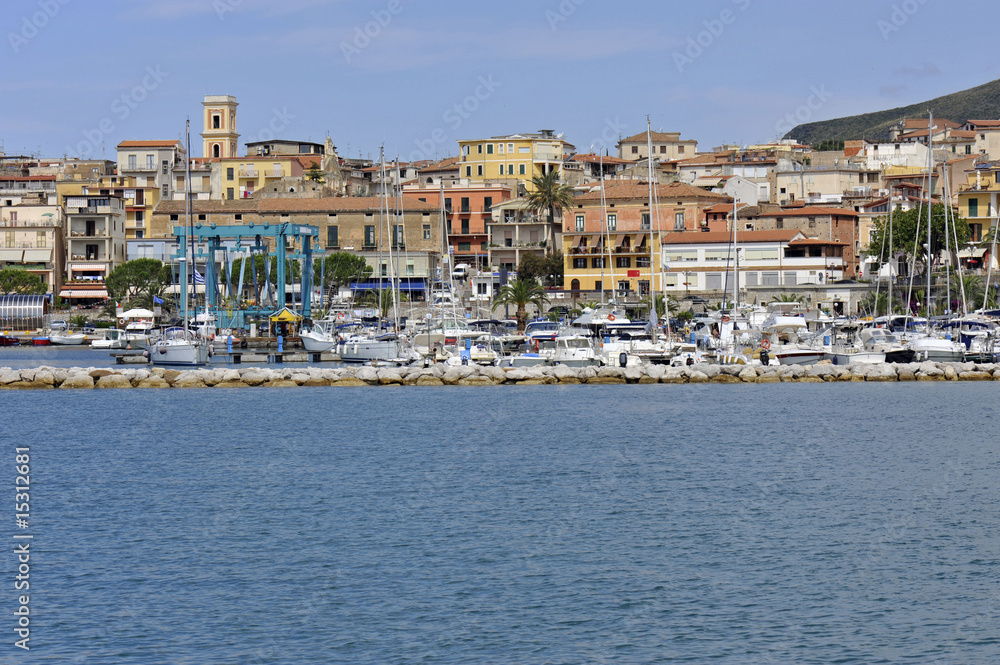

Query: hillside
<box><xmin>782</xmin><ymin>78</ymin><xmax>1000</xmax><ymax>145</ymax></box>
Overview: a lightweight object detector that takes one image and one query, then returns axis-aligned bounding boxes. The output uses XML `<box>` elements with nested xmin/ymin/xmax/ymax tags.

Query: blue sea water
<box><xmin>3</xmin><ymin>383</ymin><xmax>999</xmax><ymax>664</ymax></box>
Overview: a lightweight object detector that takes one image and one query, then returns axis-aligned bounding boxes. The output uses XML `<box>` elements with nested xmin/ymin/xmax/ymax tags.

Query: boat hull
<box><xmin>337</xmin><ymin>339</ymin><xmax>403</xmax><ymax>363</ymax></box>
<box><xmin>831</xmin><ymin>352</ymin><xmax>886</xmax><ymax>365</ymax></box>
<box><xmin>773</xmin><ymin>349</ymin><xmax>826</xmax><ymax>366</ymax></box>
<box><xmin>150</xmin><ymin>341</ymin><xmax>210</xmax><ymax>366</ymax></box>
<box><xmin>50</xmin><ymin>334</ymin><xmax>86</xmax><ymax>345</ymax></box>
<box><xmin>300</xmin><ymin>332</ymin><xmax>337</xmax><ymax>353</ymax></box>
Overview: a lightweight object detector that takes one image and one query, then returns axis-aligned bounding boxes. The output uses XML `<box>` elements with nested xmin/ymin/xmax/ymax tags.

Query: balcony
<box><xmin>122</xmin><ymin>163</ymin><xmax>156</xmax><ymax>172</ymax></box>
<box><xmin>239</xmin><ymin>168</ymin><xmax>258</xmax><ymax>177</ymax></box>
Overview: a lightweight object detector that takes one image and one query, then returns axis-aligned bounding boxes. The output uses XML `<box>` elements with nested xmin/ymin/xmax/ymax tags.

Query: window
<box><xmin>617</xmin><ymin>280</ymin><xmax>630</xmax><ymax>293</ymax></box>
<box><xmin>575</xmin><ymin>214</ymin><xmax>585</xmax><ymax>232</ymax></box>
<box><xmin>638</xmin><ymin>280</ymin><xmax>650</xmax><ymax>296</ymax></box>
<box><xmin>227</xmin><ymin>167</ymin><xmax>234</xmax><ymax>181</ymax></box>
<box><xmin>678</xmin><ymin>145</ymin><xmax>685</xmax><ymax>154</ymax></box>
<box><xmin>480</xmin><ymin>242</ymin><xmax>487</xmax><ymax>251</ymax></box>
<box><xmin>631</xmin><ymin>146</ymin><xmax>639</xmax><ymax>154</ymax></box>
<box><xmin>465</xmin><ymin>166</ymin><xmax>471</xmax><ymax>177</ymax></box>
<box><xmin>508</xmin><ymin>143</ymin><xmax>514</xmax><ymax>153</ymax></box>
<box><xmin>477</xmin><ymin>144</ymin><xmax>483</xmax><ymax>154</ymax></box>
<box><xmin>808</xmin><ymin>217</ymin><xmax>816</xmax><ymax>229</ymax></box>
<box><xmin>573</xmin><ymin>258</ymin><xmax>587</xmax><ymax>269</ymax></box>
<box><xmin>381</xmin><ymin>262</ymin><xmax>388</xmax><ymax>277</ymax></box>
<box><xmin>461</xmin><ymin>219</ymin><xmax>470</xmax><ymax>234</ymax></box>
<box><xmin>393</xmin><ymin>224</ymin><xmax>404</xmax><ymax>248</ymax></box>
<box><xmin>128</xmin><ymin>154</ymin><xmax>137</xmax><ymax>169</ymax></box>
<box><xmin>162</xmin><ymin>184</ymin><xmax>169</xmax><ymax>197</ymax></box>
<box><xmin>213</xmin><ymin>114</ymin><xmax>221</xmax><ymax>129</ymax></box>
<box><xmin>461</xmin><ymin>197</ymin><xmax>470</xmax><ymax>213</ymax></box>
<box><xmin>176</xmin><ymin>175</ymin><xmax>185</xmax><ymax>189</ymax></box>
<box><xmin>364</xmin><ymin>225</ymin><xmax>375</xmax><ymax>247</ymax></box>
<box><xmin>406</xmin><ymin>260</ymin><xmax>415</xmax><ymax>276</ymax></box>
<box><xmin>641</xmin><ymin>213</ymin><xmax>651</xmax><ymax>230</ymax></box>
<box><xmin>477</xmin><ymin>165</ymin><xmax>483</xmax><ymax>177</ymax></box>
<box><xmin>3</xmin><ymin>231</ymin><xmax>12</xmax><ymax>248</ymax></box>
<box><xmin>198</xmin><ymin>214</ymin><xmax>206</xmax><ymax>221</ymax></box>
<box><xmin>135</xmin><ymin>210</ymin><xmax>144</xmax><ymax>224</ymax></box>
<box><xmin>235</xmin><ymin>214</ymin><xmax>242</xmax><ymax>221</ymax></box>
<box><xmin>458</xmin><ymin>242</ymin><xmax>471</xmax><ymax>251</ymax></box>
<box><xmin>607</xmin><ymin>213</ymin><xmax>617</xmax><ymax>231</ymax></box>
<box><xmin>674</xmin><ymin>211</ymin><xmax>685</xmax><ymax>230</ymax></box>
<box><xmin>484</xmin><ymin>197</ymin><xmax>492</xmax><ymax>212</ymax></box>
<box><xmin>637</xmin><ymin>256</ymin><xmax>650</xmax><ymax>268</ymax></box>
<box><xmin>746</xmin><ymin>272</ymin><xmax>759</xmax><ymax>286</ymax></box>
<box><xmin>444</xmin><ymin>197</ymin><xmax>452</xmax><ymax>212</ymax></box>
<box><xmin>966</xmin><ymin>145</ymin><xmax>972</xmax><ymax>155</ymax></box>
<box><xmin>762</xmin><ymin>271</ymin><xmax>780</xmax><ymax>286</ymax></box>
<box><xmin>161</xmin><ymin>160</ymin><xmax>168</xmax><ymax>174</ymax></box>
<box><xmin>784</xmin><ymin>272</ymin><xmax>797</xmax><ymax>285</ymax></box>
<box><xmin>227</xmin><ymin>187</ymin><xmax>234</xmax><ymax>200</ymax></box>
<box><xmin>776</xmin><ymin>217</ymin><xmax>784</xmax><ymax>229</ymax></box>
<box><xmin>486</xmin><ymin>144</ymin><xmax>494</xmax><ymax>154</ymax></box>
<box><xmin>519</xmin><ymin>164</ymin><xmax>526</xmax><ymax>175</ymax></box>
<box><xmin>660</xmin><ymin>146</ymin><xmax>667</xmax><ymax>154</ymax></box>
<box><xmin>146</xmin><ymin>154</ymin><xmax>155</xmax><ymax>169</ymax></box>
<box><xmin>8</xmin><ymin>211</ymin><xmax>16</xmax><ymax>223</ymax></box>
<box><xmin>327</xmin><ymin>226</ymin><xmax>339</xmax><ymax>248</ymax></box>
<box><xmin>446</xmin><ymin>220</ymin><xmax>452</xmax><ymax>234</ymax></box>
<box><xmin>422</xmin><ymin>224</ymin><xmax>431</xmax><ymax>240</ymax></box>
<box><xmin>969</xmin><ymin>198</ymin><xmax>979</xmax><ymax>217</ymax></box>
<box><xmin>706</xmin><ymin>273</ymin><xmax>723</xmax><ymax>290</ymax></box>
<box><xmin>616</xmin><ymin>257</ymin><xmax>631</xmax><ymax>268</ymax></box>
<box><xmin>594</xmin><ymin>279</ymin><xmax>602</xmax><ymax>290</ymax></box>
<box><xmin>591</xmin><ymin>257</ymin><xmax>605</xmax><ymax>269</ymax></box>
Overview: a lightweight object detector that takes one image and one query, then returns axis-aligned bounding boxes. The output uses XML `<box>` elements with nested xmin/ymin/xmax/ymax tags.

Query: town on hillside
<box><xmin>2</xmin><ymin>94</ymin><xmax>997</xmax><ymax>319</ymax></box>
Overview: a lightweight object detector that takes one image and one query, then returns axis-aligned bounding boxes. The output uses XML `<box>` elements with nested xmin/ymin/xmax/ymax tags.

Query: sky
<box><xmin>4</xmin><ymin>0</ymin><xmax>999</xmax><ymax>164</ymax></box>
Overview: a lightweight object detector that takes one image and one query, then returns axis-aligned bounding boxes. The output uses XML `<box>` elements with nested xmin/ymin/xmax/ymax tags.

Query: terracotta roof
<box><xmin>117</xmin><ymin>140</ymin><xmax>182</xmax><ymax>148</ymax></box>
<box><xmin>417</xmin><ymin>157</ymin><xmax>460</xmax><ymax>173</ymax></box>
<box><xmin>576</xmin><ymin>181</ymin><xmax>729</xmax><ymax>203</ymax></box>
<box><xmin>756</xmin><ymin>206</ymin><xmax>858</xmax><ymax>218</ymax></box>
<box><xmin>703</xmin><ymin>202</ymin><xmax>750</xmax><ymax>214</ymax></box>
<box><xmin>661</xmin><ymin>230</ymin><xmax>802</xmax><ymax>245</ymax></box>
<box><xmin>155</xmin><ymin>196</ymin><xmax>441</xmax><ymax>215</ymax></box>
<box><xmin>900</xmin><ymin>118</ymin><xmax>960</xmax><ymax>130</ymax></box>
<box><xmin>570</xmin><ymin>153</ymin><xmax>632</xmax><ymax>165</ymax></box>
<box><xmin>966</xmin><ymin>119</ymin><xmax>1000</xmax><ymax>128</ymax></box>
<box><xmin>618</xmin><ymin>130</ymin><xmax>696</xmax><ymax>144</ymax></box>
<box><xmin>948</xmin><ymin>130</ymin><xmax>976</xmax><ymax>139</ymax></box>
<box><xmin>789</xmin><ymin>238</ymin><xmax>850</xmax><ymax>246</ymax></box>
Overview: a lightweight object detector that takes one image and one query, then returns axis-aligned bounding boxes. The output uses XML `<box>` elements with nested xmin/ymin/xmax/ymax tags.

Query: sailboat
<box><xmin>150</xmin><ymin>119</ymin><xmax>210</xmax><ymax>366</ymax></box>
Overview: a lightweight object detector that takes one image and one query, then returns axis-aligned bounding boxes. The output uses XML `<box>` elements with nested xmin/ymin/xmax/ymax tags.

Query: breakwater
<box><xmin>3</xmin><ymin>361</ymin><xmax>1000</xmax><ymax>388</ymax></box>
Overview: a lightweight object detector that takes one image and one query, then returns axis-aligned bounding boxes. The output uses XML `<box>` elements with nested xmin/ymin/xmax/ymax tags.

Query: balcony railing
<box><xmin>239</xmin><ymin>169</ymin><xmax>257</xmax><ymax>177</ymax></box>
<box><xmin>123</xmin><ymin>164</ymin><xmax>156</xmax><ymax>172</ymax></box>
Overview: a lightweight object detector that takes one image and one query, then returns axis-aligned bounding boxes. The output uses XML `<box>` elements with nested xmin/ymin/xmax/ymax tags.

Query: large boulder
<box><xmin>376</xmin><ymin>369</ymin><xmax>405</xmax><ymax>385</ymax></box>
<box><xmin>691</xmin><ymin>363</ymin><xmax>720</xmax><ymax>378</ymax></box>
<box><xmin>96</xmin><ymin>374</ymin><xmax>133</xmax><ymax>389</ymax></box>
<box><xmin>738</xmin><ymin>365</ymin><xmax>757</xmax><ymax>382</ymax></box>
<box><xmin>864</xmin><ymin>364</ymin><xmax>898</xmax><ymax>382</ymax></box>
<box><xmin>136</xmin><ymin>376</ymin><xmax>171</xmax><ymax>388</ymax></box>
<box><xmin>60</xmin><ymin>373</ymin><xmax>95</xmax><ymax>389</ymax></box>
<box><xmin>687</xmin><ymin>370</ymin><xmax>709</xmax><ymax>383</ymax></box>
<box><xmin>959</xmin><ymin>370</ymin><xmax>992</xmax><ymax>381</ymax></box>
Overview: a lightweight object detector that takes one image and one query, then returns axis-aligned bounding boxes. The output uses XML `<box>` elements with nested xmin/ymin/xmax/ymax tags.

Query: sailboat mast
<box><xmin>184</xmin><ymin>118</ymin><xmax>194</xmax><ymax>332</ymax></box>
<box><xmin>926</xmin><ymin>112</ymin><xmax>933</xmax><ymax>335</ymax></box>
<box><xmin>645</xmin><ymin>116</ymin><xmax>658</xmax><ymax>342</ymax></box>
<box><xmin>731</xmin><ymin>195</ymin><xmax>739</xmax><ymax>315</ymax></box>
<box><xmin>599</xmin><ymin>153</ymin><xmax>607</xmax><ymax>306</ymax></box>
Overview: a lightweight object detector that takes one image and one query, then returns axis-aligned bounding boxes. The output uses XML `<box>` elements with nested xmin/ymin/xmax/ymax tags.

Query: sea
<box><xmin>2</xmin><ymin>370</ymin><xmax>999</xmax><ymax>662</ymax></box>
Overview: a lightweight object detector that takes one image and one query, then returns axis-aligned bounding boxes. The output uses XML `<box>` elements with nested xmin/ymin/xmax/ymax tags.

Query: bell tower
<box><xmin>201</xmin><ymin>95</ymin><xmax>239</xmax><ymax>159</ymax></box>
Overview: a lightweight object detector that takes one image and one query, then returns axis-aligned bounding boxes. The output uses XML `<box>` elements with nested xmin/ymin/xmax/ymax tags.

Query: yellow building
<box><xmin>456</xmin><ymin>130</ymin><xmax>574</xmax><ymax>194</ymax></box>
<box><xmin>201</xmin><ymin>95</ymin><xmax>239</xmax><ymax>159</ymax></box>
<box><xmin>957</xmin><ymin>165</ymin><xmax>1000</xmax><ymax>243</ymax></box>
<box><xmin>210</xmin><ymin>156</ymin><xmax>307</xmax><ymax>200</ymax></box>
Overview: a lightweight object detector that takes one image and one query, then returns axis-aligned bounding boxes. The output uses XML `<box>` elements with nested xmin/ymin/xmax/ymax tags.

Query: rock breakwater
<box><xmin>3</xmin><ymin>361</ymin><xmax>1000</xmax><ymax>389</ymax></box>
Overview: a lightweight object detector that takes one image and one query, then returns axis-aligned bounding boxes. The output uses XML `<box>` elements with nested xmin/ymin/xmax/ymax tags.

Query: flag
<box><xmin>153</xmin><ymin>295</ymin><xmax>164</xmax><ymax>305</ymax></box>
<box><xmin>193</xmin><ymin>269</ymin><xmax>205</xmax><ymax>285</ymax></box>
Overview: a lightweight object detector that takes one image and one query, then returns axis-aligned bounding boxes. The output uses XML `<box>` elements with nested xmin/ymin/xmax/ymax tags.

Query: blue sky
<box><xmin>4</xmin><ymin>0</ymin><xmax>998</xmax><ymax>162</ymax></box>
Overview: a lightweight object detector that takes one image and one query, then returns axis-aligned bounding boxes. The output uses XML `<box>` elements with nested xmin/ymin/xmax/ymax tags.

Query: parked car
<box><xmin>451</xmin><ymin>263</ymin><xmax>471</xmax><ymax>279</ymax></box>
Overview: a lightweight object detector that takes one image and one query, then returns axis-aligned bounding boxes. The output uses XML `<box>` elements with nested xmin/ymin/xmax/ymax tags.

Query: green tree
<box><xmin>774</xmin><ymin>293</ymin><xmax>805</xmax><ymax>303</ymax></box>
<box><xmin>491</xmin><ymin>277</ymin><xmax>549</xmax><ymax>332</ymax></box>
<box><xmin>813</xmin><ymin>139</ymin><xmax>845</xmax><ymax>152</ymax></box>
<box><xmin>306</xmin><ymin>161</ymin><xmax>324</xmax><ymax>183</ymax></box>
<box><xmin>0</xmin><ymin>269</ymin><xmax>46</xmax><ymax>295</ymax></box>
<box><xmin>526</xmin><ymin>170</ymin><xmax>575</xmax><ymax>227</ymax></box>
<box><xmin>867</xmin><ymin>204</ymin><xmax>970</xmax><ymax>268</ymax></box>
<box><xmin>516</xmin><ymin>253</ymin><xmax>547</xmax><ymax>282</ymax></box>
<box><xmin>314</xmin><ymin>252</ymin><xmax>372</xmax><ymax>306</ymax></box>
<box><xmin>639</xmin><ymin>293</ymin><xmax>679</xmax><ymax>320</ymax></box>
<box><xmin>359</xmin><ymin>288</ymin><xmax>404</xmax><ymax>320</ymax></box>
<box><xmin>105</xmin><ymin>259</ymin><xmax>172</xmax><ymax>306</ymax></box>
<box><xmin>544</xmin><ymin>251</ymin><xmax>564</xmax><ymax>288</ymax></box>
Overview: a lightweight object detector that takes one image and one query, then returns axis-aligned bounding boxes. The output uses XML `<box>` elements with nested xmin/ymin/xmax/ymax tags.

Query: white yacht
<box><xmin>300</xmin><ymin>315</ymin><xmax>339</xmax><ymax>353</ymax></box>
<box><xmin>149</xmin><ymin>327</ymin><xmax>210</xmax><ymax>366</ymax></box>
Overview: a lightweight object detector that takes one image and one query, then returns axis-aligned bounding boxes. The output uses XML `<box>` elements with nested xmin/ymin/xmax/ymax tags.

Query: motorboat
<box><xmin>859</xmin><ymin>327</ymin><xmax>914</xmax><ymax>364</ymax></box>
<box><xmin>89</xmin><ymin>328</ymin><xmax>127</xmax><ymax>349</ymax></box>
<box><xmin>148</xmin><ymin>327</ymin><xmax>210</xmax><ymax>366</ymax></box>
<box><xmin>300</xmin><ymin>316</ymin><xmax>339</xmax><ymax>353</ymax></box>
<box><xmin>759</xmin><ymin>312</ymin><xmax>825</xmax><ymax>366</ymax></box>
<box><xmin>0</xmin><ymin>332</ymin><xmax>20</xmax><ymax>347</ymax></box>
<box><xmin>905</xmin><ymin>334</ymin><xmax>966</xmax><ymax>362</ymax></box>
<box><xmin>338</xmin><ymin>330</ymin><xmax>416</xmax><ymax>363</ymax></box>
<box><xmin>49</xmin><ymin>329</ymin><xmax>87</xmax><ymax>345</ymax></box>
<box><xmin>544</xmin><ymin>334</ymin><xmax>601</xmax><ymax>368</ymax></box>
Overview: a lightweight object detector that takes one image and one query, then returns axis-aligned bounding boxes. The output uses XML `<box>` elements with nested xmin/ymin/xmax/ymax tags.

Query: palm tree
<box><xmin>491</xmin><ymin>277</ymin><xmax>550</xmax><ymax>332</ymax></box>
<box><xmin>639</xmin><ymin>293</ymin><xmax>679</xmax><ymax>320</ymax></box>
<box><xmin>526</xmin><ymin>170</ymin><xmax>575</xmax><ymax>229</ymax></box>
<box><xmin>360</xmin><ymin>288</ymin><xmax>403</xmax><ymax>320</ymax></box>
<box><xmin>774</xmin><ymin>293</ymin><xmax>804</xmax><ymax>303</ymax></box>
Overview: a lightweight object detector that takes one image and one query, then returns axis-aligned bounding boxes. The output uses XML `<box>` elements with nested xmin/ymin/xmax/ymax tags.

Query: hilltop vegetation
<box><xmin>783</xmin><ymin>78</ymin><xmax>1000</xmax><ymax>146</ymax></box>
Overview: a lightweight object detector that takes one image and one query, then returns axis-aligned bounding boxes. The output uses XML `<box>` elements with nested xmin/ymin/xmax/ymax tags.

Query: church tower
<box><xmin>201</xmin><ymin>95</ymin><xmax>239</xmax><ymax>159</ymax></box>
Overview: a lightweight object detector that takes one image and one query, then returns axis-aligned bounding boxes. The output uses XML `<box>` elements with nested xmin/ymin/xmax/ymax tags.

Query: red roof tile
<box><xmin>756</xmin><ymin>206</ymin><xmax>858</xmax><ymax>218</ymax></box>
<box><xmin>117</xmin><ymin>140</ymin><xmax>182</xmax><ymax>148</ymax></box>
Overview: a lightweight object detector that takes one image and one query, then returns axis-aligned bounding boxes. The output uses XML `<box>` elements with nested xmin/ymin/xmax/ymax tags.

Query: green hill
<box><xmin>783</xmin><ymin>78</ymin><xmax>1000</xmax><ymax>145</ymax></box>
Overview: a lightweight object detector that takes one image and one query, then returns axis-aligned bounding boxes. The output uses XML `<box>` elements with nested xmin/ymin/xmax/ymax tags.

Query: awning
<box><xmin>22</xmin><ymin>249</ymin><xmax>52</xmax><ymax>262</ymax></box>
<box><xmin>958</xmin><ymin>247</ymin><xmax>987</xmax><ymax>258</ymax></box>
<box><xmin>71</xmin><ymin>263</ymin><xmax>107</xmax><ymax>271</ymax></box>
<box><xmin>58</xmin><ymin>289</ymin><xmax>108</xmax><ymax>298</ymax></box>
<box><xmin>0</xmin><ymin>250</ymin><xmax>23</xmax><ymax>261</ymax></box>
